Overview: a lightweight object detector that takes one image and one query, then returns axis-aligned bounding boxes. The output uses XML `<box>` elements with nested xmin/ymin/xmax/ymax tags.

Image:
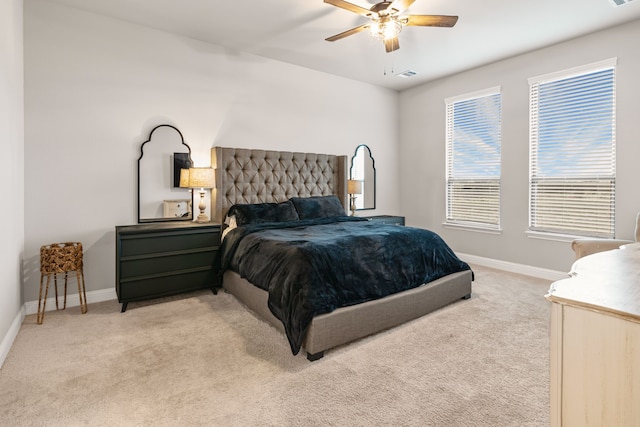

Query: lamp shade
<box><xmin>179</xmin><ymin>168</ymin><xmax>190</xmax><ymax>188</ymax></box>
<box><xmin>347</xmin><ymin>179</ymin><xmax>363</xmax><ymax>195</ymax></box>
<box><xmin>180</xmin><ymin>167</ymin><xmax>215</xmax><ymax>189</ymax></box>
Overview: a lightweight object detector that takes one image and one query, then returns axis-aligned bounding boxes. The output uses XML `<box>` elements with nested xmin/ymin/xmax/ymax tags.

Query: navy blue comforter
<box><xmin>219</xmin><ymin>217</ymin><xmax>472</xmax><ymax>355</ymax></box>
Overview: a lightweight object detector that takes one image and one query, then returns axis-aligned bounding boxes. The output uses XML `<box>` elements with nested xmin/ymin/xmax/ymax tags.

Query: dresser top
<box><xmin>546</xmin><ymin>243</ymin><xmax>640</xmax><ymax>322</ymax></box>
<box><xmin>116</xmin><ymin>221</ymin><xmax>220</xmax><ymax>233</ymax></box>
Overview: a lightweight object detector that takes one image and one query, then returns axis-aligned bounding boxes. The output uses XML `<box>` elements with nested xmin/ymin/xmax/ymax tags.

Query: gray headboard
<box><xmin>210</xmin><ymin>146</ymin><xmax>347</xmax><ymax>223</ymax></box>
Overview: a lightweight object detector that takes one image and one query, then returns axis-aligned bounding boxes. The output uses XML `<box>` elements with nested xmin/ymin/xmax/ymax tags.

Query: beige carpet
<box><xmin>0</xmin><ymin>265</ymin><xmax>551</xmax><ymax>426</ymax></box>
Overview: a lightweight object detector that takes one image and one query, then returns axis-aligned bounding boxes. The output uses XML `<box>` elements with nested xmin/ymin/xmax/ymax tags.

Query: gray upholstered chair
<box><xmin>571</xmin><ymin>212</ymin><xmax>640</xmax><ymax>259</ymax></box>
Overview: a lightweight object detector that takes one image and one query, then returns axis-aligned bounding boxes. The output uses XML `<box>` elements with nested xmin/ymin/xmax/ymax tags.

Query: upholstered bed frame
<box><xmin>210</xmin><ymin>146</ymin><xmax>472</xmax><ymax>360</ymax></box>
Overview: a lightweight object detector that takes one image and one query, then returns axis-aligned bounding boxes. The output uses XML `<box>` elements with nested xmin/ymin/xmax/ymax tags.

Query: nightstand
<box><xmin>364</xmin><ymin>215</ymin><xmax>405</xmax><ymax>226</ymax></box>
<box><xmin>115</xmin><ymin>222</ymin><xmax>221</xmax><ymax>312</ymax></box>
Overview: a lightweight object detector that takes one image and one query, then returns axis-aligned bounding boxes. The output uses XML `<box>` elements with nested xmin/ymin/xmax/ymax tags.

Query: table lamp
<box><xmin>347</xmin><ymin>179</ymin><xmax>363</xmax><ymax>216</ymax></box>
<box><xmin>180</xmin><ymin>167</ymin><xmax>215</xmax><ymax>223</ymax></box>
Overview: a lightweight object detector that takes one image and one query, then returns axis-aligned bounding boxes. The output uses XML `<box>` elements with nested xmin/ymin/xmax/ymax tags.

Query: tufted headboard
<box><xmin>210</xmin><ymin>146</ymin><xmax>347</xmax><ymax>223</ymax></box>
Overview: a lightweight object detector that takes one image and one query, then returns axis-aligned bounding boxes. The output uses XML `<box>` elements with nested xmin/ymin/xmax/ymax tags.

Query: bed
<box><xmin>211</xmin><ymin>146</ymin><xmax>473</xmax><ymax>360</ymax></box>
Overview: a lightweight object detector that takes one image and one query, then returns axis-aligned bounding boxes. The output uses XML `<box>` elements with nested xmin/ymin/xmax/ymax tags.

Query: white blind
<box><xmin>445</xmin><ymin>88</ymin><xmax>501</xmax><ymax>230</ymax></box>
<box><xmin>529</xmin><ymin>59</ymin><xmax>616</xmax><ymax>238</ymax></box>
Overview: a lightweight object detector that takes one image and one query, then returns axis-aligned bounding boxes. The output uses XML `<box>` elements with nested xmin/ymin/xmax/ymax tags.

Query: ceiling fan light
<box><xmin>369</xmin><ymin>17</ymin><xmax>402</xmax><ymax>41</ymax></box>
<box><xmin>384</xmin><ymin>20</ymin><xmax>402</xmax><ymax>40</ymax></box>
<box><xmin>369</xmin><ymin>21</ymin><xmax>382</xmax><ymax>37</ymax></box>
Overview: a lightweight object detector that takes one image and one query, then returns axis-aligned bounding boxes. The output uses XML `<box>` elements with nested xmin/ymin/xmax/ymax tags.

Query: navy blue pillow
<box><xmin>226</xmin><ymin>200</ymin><xmax>299</xmax><ymax>226</ymax></box>
<box><xmin>290</xmin><ymin>195</ymin><xmax>346</xmax><ymax>220</ymax></box>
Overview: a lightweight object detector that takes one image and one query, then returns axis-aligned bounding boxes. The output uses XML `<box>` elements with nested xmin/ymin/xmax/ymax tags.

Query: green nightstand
<box><xmin>115</xmin><ymin>222</ymin><xmax>221</xmax><ymax>312</ymax></box>
<box><xmin>364</xmin><ymin>215</ymin><xmax>405</xmax><ymax>226</ymax></box>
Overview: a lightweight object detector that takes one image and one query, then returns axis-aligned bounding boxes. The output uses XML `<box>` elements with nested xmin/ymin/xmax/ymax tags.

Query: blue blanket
<box><xmin>219</xmin><ymin>217</ymin><xmax>472</xmax><ymax>355</ymax></box>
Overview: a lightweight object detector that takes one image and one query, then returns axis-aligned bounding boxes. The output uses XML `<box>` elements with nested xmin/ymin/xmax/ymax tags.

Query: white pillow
<box><xmin>221</xmin><ymin>215</ymin><xmax>237</xmax><ymax>241</ymax></box>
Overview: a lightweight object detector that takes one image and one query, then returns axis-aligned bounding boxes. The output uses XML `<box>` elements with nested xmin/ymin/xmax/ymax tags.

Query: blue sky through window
<box><xmin>534</xmin><ymin>68</ymin><xmax>615</xmax><ymax>178</ymax></box>
<box><xmin>451</xmin><ymin>94</ymin><xmax>501</xmax><ymax>179</ymax></box>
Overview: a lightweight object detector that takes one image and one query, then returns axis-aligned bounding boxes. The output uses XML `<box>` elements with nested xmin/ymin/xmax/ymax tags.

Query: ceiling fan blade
<box><xmin>389</xmin><ymin>0</ymin><xmax>416</xmax><ymax>14</ymax></box>
<box><xmin>384</xmin><ymin>37</ymin><xmax>400</xmax><ymax>53</ymax></box>
<box><xmin>405</xmin><ymin>15</ymin><xmax>459</xmax><ymax>27</ymax></box>
<box><xmin>323</xmin><ymin>0</ymin><xmax>372</xmax><ymax>16</ymax></box>
<box><xmin>326</xmin><ymin>24</ymin><xmax>370</xmax><ymax>42</ymax></box>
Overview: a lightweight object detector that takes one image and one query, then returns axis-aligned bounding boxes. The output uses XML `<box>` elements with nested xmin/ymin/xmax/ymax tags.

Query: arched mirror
<box><xmin>138</xmin><ymin>124</ymin><xmax>194</xmax><ymax>223</ymax></box>
<box><xmin>350</xmin><ymin>144</ymin><xmax>376</xmax><ymax>210</ymax></box>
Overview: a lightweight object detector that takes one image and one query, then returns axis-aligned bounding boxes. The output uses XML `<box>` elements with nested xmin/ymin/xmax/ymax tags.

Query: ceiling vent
<box><xmin>397</xmin><ymin>70</ymin><xmax>418</xmax><ymax>78</ymax></box>
<box><xmin>609</xmin><ymin>0</ymin><xmax>634</xmax><ymax>6</ymax></box>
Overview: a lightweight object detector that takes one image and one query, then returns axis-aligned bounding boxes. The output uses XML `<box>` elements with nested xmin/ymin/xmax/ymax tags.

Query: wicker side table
<box><xmin>37</xmin><ymin>242</ymin><xmax>88</xmax><ymax>324</ymax></box>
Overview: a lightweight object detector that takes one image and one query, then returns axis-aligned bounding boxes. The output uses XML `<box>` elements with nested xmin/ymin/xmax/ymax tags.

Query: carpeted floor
<box><xmin>0</xmin><ymin>265</ymin><xmax>551</xmax><ymax>426</ymax></box>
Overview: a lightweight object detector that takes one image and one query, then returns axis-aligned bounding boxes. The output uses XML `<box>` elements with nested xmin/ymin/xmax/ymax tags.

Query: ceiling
<box><xmin>44</xmin><ymin>0</ymin><xmax>640</xmax><ymax>91</ymax></box>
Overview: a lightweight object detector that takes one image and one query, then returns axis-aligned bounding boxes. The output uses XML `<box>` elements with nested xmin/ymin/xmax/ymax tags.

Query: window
<box><xmin>529</xmin><ymin>59</ymin><xmax>616</xmax><ymax>238</ymax></box>
<box><xmin>445</xmin><ymin>87</ymin><xmax>502</xmax><ymax>231</ymax></box>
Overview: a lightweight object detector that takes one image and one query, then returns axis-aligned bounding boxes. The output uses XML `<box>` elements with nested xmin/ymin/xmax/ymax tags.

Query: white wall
<box><xmin>23</xmin><ymin>0</ymin><xmax>399</xmax><ymax>302</ymax></box>
<box><xmin>399</xmin><ymin>20</ymin><xmax>640</xmax><ymax>272</ymax></box>
<box><xmin>0</xmin><ymin>0</ymin><xmax>25</xmax><ymax>367</ymax></box>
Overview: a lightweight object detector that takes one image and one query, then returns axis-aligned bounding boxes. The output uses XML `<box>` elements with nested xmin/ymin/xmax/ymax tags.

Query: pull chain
<box><xmin>383</xmin><ymin>52</ymin><xmax>395</xmax><ymax>76</ymax></box>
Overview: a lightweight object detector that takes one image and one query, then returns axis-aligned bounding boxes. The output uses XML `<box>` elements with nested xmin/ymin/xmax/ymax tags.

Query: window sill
<box><xmin>443</xmin><ymin>222</ymin><xmax>502</xmax><ymax>235</ymax></box>
<box><xmin>525</xmin><ymin>230</ymin><xmax>582</xmax><ymax>243</ymax></box>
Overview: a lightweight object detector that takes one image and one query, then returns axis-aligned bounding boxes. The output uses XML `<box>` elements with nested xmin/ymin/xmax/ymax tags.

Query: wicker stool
<box><xmin>37</xmin><ymin>242</ymin><xmax>88</xmax><ymax>324</ymax></box>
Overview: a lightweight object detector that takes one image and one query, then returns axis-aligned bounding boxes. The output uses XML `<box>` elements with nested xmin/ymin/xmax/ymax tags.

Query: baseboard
<box><xmin>457</xmin><ymin>252</ymin><xmax>569</xmax><ymax>282</ymax></box>
<box><xmin>23</xmin><ymin>288</ymin><xmax>117</xmax><ymax>316</ymax></box>
<box><xmin>0</xmin><ymin>306</ymin><xmax>25</xmax><ymax>369</ymax></box>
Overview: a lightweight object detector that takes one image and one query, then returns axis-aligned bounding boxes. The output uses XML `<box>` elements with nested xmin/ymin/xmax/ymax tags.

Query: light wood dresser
<box><xmin>546</xmin><ymin>242</ymin><xmax>640</xmax><ymax>426</ymax></box>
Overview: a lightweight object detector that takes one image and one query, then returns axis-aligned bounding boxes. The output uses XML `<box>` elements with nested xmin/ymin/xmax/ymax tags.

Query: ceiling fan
<box><xmin>324</xmin><ymin>0</ymin><xmax>458</xmax><ymax>53</ymax></box>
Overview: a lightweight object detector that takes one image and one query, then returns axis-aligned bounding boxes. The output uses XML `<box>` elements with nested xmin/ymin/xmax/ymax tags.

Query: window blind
<box><xmin>445</xmin><ymin>88</ymin><xmax>502</xmax><ymax>230</ymax></box>
<box><xmin>529</xmin><ymin>59</ymin><xmax>616</xmax><ymax>238</ymax></box>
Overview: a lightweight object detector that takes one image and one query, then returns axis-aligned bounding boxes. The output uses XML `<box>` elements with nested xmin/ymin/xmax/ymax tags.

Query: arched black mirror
<box><xmin>350</xmin><ymin>144</ymin><xmax>376</xmax><ymax>210</ymax></box>
<box><xmin>138</xmin><ymin>124</ymin><xmax>194</xmax><ymax>223</ymax></box>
